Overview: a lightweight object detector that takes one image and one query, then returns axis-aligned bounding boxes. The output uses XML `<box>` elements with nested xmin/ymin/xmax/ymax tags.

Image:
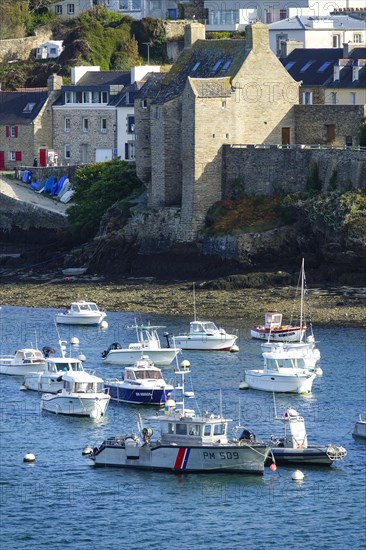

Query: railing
<box><xmin>229</xmin><ymin>144</ymin><xmax>366</xmax><ymax>151</ymax></box>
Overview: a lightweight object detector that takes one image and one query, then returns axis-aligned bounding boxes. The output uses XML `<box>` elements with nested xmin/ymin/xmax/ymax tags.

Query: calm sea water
<box><xmin>0</xmin><ymin>305</ymin><xmax>365</xmax><ymax>550</ymax></box>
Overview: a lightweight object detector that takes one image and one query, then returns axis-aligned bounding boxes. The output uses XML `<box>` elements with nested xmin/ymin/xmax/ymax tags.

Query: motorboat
<box><xmin>251</xmin><ymin>259</ymin><xmax>310</xmax><ymax>342</ymax></box>
<box><xmin>87</xmin><ymin>363</ymin><xmax>270</xmax><ymax>474</ymax></box>
<box><xmin>170</xmin><ymin>283</ymin><xmax>238</xmax><ymax>351</ymax></box>
<box><xmin>41</xmin><ymin>371</ymin><xmax>110</xmax><ymax>418</ymax></box>
<box><xmin>352</xmin><ymin>413</ymin><xmax>366</xmax><ymax>439</ymax></box>
<box><xmin>102</xmin><ymin>323</ymin><xmax>181</xmax><ymax>365</ymax></box>
<box><xmin>55</xmin><ymin>301</ymin><xmax>106</xmax><ymax>326</ymax></box>
<box><xmin>261</xmin><ymin>338</ymin><xmax>321</xmax><ymax>371</ymax></box>
<box><xmin>104</xmin><ymin>356</ymin><xmax>174</xmax><ymax>405</ymax></box>
<box><xmin>22</xmin><ymin>349</ymin><xmax>86</xmax><ymax>394</ymax></box>
<box><xmin>264</xmin><ymin>407</ymin><xmax>347</xmax><ymax>465</ymax></box>
<box><xmin>0</xmin><ymin>348</ymin><xmax>46</xmax><ymax>376</ymax></box>
<box><xmin>172</xmin><ymin>320</ymin><xmax>238</xmax><ymax>351</ymax></box>
<box><xmin>241</xmin><ymin>348</ymin><xmax>316</xmax><ymax>393</ymax></box>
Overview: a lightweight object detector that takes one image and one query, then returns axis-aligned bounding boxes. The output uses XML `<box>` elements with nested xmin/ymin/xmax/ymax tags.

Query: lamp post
<box><xmin>143</xmin><ymin>42</ymin><xmax>153</xmax><ymax>64</ymax></box>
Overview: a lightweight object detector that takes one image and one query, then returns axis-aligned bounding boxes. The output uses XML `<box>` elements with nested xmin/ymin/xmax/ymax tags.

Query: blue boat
<box><xmin>104</xmin><ymin>356</ymin><xmax>174</xmax><ymax>405</ymax></box>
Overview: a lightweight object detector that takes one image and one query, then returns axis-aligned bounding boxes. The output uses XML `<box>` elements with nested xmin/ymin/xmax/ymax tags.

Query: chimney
<box><xmin>245</xmin><ymin>22</ymin><xmax>270</xmax><ymax>53</ymax></box>
<box><xmin>47</xmin><ymin>74</ymin><xmax>63</xmax><ymax>92</ymax></box>
<box><xmin>184</xmin><ymin>22</ymin><xmax>205</xmax><ymax>49</ymax></box>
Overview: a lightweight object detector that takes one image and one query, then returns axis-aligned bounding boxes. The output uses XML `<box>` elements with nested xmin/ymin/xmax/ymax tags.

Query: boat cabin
<box><xmin>62</xmin><ymin>372</ymin><xmax>104</xmax><ymax>394</ymax></box>
<box><xmin>124</xmin><ymin>366</ymin><xmax>163</xmax><ymax>381</ymax></box>
<box><xmin>157</xmin><ymin>411</ymin><xmax>230</xmax><ymax>445</ymax></box>
<box><xmin>69</xmin><ymin>301</ymin><xmax>100</xmax><ymax>313</ymax></box>
<box><xmin>45</xmin><ymin>358</ymin><xmax>84</xmax><ymax>373</ymax></box>
<box><xmin>190</xmin><ymin>321</ymin><xmax>219</xmax><ymax>334</ymax></box>
<box><xmin>15</xmin><ymin>349</ymin><xmax>44</xmax><ymax>363</ymax></box>
<box><xmin>263</xmin><ymin>352</ymin><xmax>307</xmax><ymax>372</ymax></box>
<box><xmin>264</xmin><ymin>312</ymin><xmax>283</xmax><ymax>329</ymax></box>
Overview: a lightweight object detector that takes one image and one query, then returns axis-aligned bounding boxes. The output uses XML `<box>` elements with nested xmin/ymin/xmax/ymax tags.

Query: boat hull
<box><xmin>55</xmin><ymin>314</ymin><xmax>105</xmax><ymax>326</ymax></box>
<box><xmin>104</xmin><ymin>383</ymin><xmax>172</xmax><ymax>405</ymax></box>
<box><xmin>352</xmin><ymin>421</ymin><xmax>366</xmax><ymax>439</ymax></box>
<box><xmin>173</xmin><ymin>336</ymin><xmax>237</xmax><ymax>351</ymax></box>
<box><xmin>244</xmin><ymin>371</ymin><xmax>316</xmax><ymax>393</ymax></box>
<box><xmin>23</xmin><ymin>373</ymin><xmax>63</xmax><ymax>393</ymax></box>
<box><xmin>92</xmin><ymin>441</ymin><xmax>269</xmax><ymax>474</ymax></box>
<box><xmin>41</xmin><ymin>394</ymin><xmax>110</xmax><ymax>416</ymax></box>
<box><xmin>270</xmin><ymin>446</ymin><xmax>341</xmax><ymax>465</ymax></box>
<box><xmin>0</xmin><ymin>361</ymin><xmax>45</xmax><ymax>376</ymax></box>
<box><xmin>251</xmin><ymin>327</ymin><xmax>305</xmax><ymax>342</ymax></box>
<box><xmin>103</xmin><ymin>349</ymin><xmax>179</xmax><ymax>365</ymax></box>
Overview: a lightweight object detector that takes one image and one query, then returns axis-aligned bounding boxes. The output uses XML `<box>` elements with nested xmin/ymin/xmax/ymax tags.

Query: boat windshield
<box><xmin>202</xmin><ymin>322</ymin><xmax>218</xmax><ymax>332</ymax></box>
<box><xmin>135</xmin><ymin>370</ymin><xmax>162</xmax><ymax>380</ymax></box>
<box><xmin>79</xmin><ymin>303</ymin><xmax>93</xmax><ymax>312</ymax></box>
<box><xmin>53</xmin><ymin>361</ymin><xmax>83</xmax><ymax>372</ymax></box>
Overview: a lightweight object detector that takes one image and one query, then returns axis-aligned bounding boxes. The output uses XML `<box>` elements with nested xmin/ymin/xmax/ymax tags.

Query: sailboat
<box><xmin>171</xmin><ymin>283</ymin><xmax>238</xmax><ymax>351</ymax></box>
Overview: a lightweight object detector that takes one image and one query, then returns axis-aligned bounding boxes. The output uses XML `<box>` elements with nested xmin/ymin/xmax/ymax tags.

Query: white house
<box><xmin>269</xmin><ymin>15</ymin><xmax>366</xmax><ymax>56</ymax></box>
<box><xmin>36</xmin><ymin>41</ymin><xmax>64</xmax><ymax>59</ymax></box>
<box><xmin>205</xmin><ymin>0</ymin><xmax>366</xmax><ymax>31</ymax></box>
<box><xmin>95</xmin><ymin>0</ymin><xmax>180</xmax><ymax>20</ymax></box>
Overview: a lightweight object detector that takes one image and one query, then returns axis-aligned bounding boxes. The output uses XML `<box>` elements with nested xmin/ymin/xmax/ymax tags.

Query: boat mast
<box><xmin>193</xmin><ymin>282</ymin><xmax>197</xmax><ymax>322</ymax></box>
<box><xmin>300</xmin><ymin>258</ymin><xmax>304</xmax><ymax>342</ymax></box>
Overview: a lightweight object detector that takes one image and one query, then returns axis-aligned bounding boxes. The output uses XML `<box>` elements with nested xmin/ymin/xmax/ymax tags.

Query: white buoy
<box><xmin>82</xmin><ymin>445</ymin><xmax>93</xmax><ymax>456</ymax></box>
<box><xmin>78</xmin><ymin>352</ymin><xmax>86</xmax><ymax>362</ymax></box>
<box><xmin>180</xmin><ymin>359</ymin><xmax>191</xmax><ymax>369</ymax></box>
<box><xmin>230</xmin><ymin>344</ymin><xmax>239</xmax><ymax>353</ymax></box>
<box><xmin>239</xmin><ymin>381</ymin><xmax>249</xmax><ymax>390</ymax></box>
<box><xmin>23</xmin><ymin>452</ymin><xmax>36</xmax><ymax>463</ymax></box>
<box><xmin>70</xmin><ymin>336</ymin><xmax>79</xmax><ymax>345</ymax></box>
<box><xmin>292</xmin><ymin>469</ymin><xmax>305</xmax><ymax>481</ymax></box>
<box><xmin>100</xmin><ymin>321</ymin><xmax>108</xmax><ymax>329</ymax></box>
<box><xmin>315</xmin><ymin>367</ymin><xmax>323</xmax><ymax>376</ymax></box>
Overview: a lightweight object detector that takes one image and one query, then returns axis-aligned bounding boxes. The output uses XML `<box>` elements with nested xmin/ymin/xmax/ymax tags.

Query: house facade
<box><xmin>0</xmin><ymin>76</ymin><xmax>62</xmax><ymax>170</ymax></box>
<box><xmin>49</xmin><ymin>0</ymin><xmax>93</xmax><ymax>17</ymax></box>
<box><xmin>95</xmin><ymin>0</ymin><xmax>181</xmax><ymax>20</ymax></box>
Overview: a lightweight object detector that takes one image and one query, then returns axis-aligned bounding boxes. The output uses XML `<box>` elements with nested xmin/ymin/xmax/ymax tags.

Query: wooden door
<box><xmin>40</xmin><ymin>148</ymin><xmax>46</xmax><ymax>167</ymax></box>
<box><xmin>282</xmin><ymin>127</ymin><xmax>290</xmax><ymax>145</ymax></box>
<box><xmin>326</xmin><ymin>125</ymin><xmax>335</xmax><ymax>144</ymax></box>
<box><xmin>0</xmin><ymin>151</ymin><xmax>4</xmax><ymax>170</ymax></box>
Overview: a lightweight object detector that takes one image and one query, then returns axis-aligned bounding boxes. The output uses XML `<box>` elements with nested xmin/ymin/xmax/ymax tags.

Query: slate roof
<box><xmin>76</xmin><ymin>71</ymin><xmax>130</xmax><ymax>87</ymax></box>
<box><xmin>281</xmin><ymin>47</ymin><xmax>366</xmax><ymax>89</ymax></box>
<box><xmin>146</xmin><ymin>39</ymin><xmax>247</xmax><ymax>104</ymax></box>
<box><xmin>0</xmin><ymin>91</ymin><xmax>49</xmax><ymax>125</ymax></box>
<box><xmin>269</xmin><ymin>15</ymin><xmax>366</xmax><ymax>31</ymax></box>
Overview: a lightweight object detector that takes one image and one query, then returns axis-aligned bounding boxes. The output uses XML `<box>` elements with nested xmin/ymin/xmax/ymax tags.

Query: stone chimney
<box><xmin>47</xmin><ymin>74</ymin><xmax>63</xmax><ymax>92</ymax></box>
<box><xmin>245</xmin><ymin>22</ymin><xmax>270</xmax><ymax>53</ymax></box>
<box><xmin>280</xmin><ymin>40</ymin><xmax>304</xmax><ymax>58</ymax></box>
<box><xmin>184</xmin><ymin>22</ymin><xmax>205</xmax><ymax>49</ymax></box>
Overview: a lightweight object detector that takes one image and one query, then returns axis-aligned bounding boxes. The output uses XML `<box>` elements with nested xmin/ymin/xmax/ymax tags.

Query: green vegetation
<box><xmin>67</xmin><ymin>160</ymin><xmax>144</xmax><ymax>239</ymax></box>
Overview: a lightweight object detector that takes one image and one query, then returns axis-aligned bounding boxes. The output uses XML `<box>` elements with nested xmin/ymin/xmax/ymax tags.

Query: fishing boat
<box><xmin>87</xmin><ymin>363</ymin><xmax>270</xmax><ymax>474</ymax></box>
<box><xmin>241</xmin><ymin>347</ymin><xmax>316</xmax><ymax>393</ymax></box>
<box><xmin>0</xmin><ymin>348</ymin><xmax>46</xmax><ymax>376</ymax></box>
<box><xmin>102</xmin><ymin>323</ymin><xmax>181</xmax><ymax>365</ymax></box>
<box><xmin>266</xmin><ymin>407</ymin><xmax>347</xmax><ymax>465</ymax></box>
<box><xmin>22</xmin><ymin>343</ymin><xmax>86</xmax><ymax>394</ymax></box>
<box><xmin>352</xmin><ymin>413</ymin><xmax>366</xmax><ymax>439</ymax></box>
<box><xmin>55</xmin><ymin>301</ymin><xmax>107</xmax><ymax>326</ymax></box>
<box><xmin>41</xmin><ymin>371</ymin><xmax>110</xmax><ymax>418</ymax></box>
<box><xmin>104</xmin><ymin>356</ymin><xmax>174</xmax><ymax>405</ymax></box>
<box><xmin>251</xmin><ymin>259</ymin><xmax>309</xmax><ymax>342</ymax></box>
<box><xmin>171</xmin><ymin>284</ymin><xmax>238</xmax><ymax>351</ymax></box>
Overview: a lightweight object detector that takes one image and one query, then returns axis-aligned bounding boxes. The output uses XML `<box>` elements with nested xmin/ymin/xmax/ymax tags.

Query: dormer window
<box><xmin>212</xmin><ymin>60</ymin><xmax>222</xmax><ymax>73</ymax></box>
<box><xmin>300</xmin><ymin>61</ymin><xmax>315</xmax><ymax>73</ymax></box>
<box><xmin>23</xmin><ymin>102</ymin><xmax>36</xmax><ymax>112</ymax></box>
<box><xmin>191</xmin><ymin>62</ymin><xmax>200</xmax><ymax>73</ymax></box>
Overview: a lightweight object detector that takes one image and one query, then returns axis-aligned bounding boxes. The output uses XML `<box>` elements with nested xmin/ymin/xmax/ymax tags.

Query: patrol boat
<box><xmin>87</xmin><ymin>361</ymin><xmax>270</xmax><ymax>474</ymax></box>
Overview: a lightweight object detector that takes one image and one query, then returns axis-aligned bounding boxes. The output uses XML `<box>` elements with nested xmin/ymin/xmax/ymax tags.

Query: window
<box><xmin>82</xmin><ymin>118</ymin><xmax>89</xmax><ymax>132</ymax></box>
<box><xmin>124</xmin><ymin>142</ymin><xmax>135</xmax><ymax>160</ymax></box>
<box><xmin>142</xmin><ymin>99</ymin><xmax>147</xmax><ymax>109</ymax></box>
<box><xmin>300</xmin><ymin>61</ymin><xmax>315</xmax><ymax>73</ymax></box>
<box><xmin>64</xmin><ymin>118</ymin><xmax>71</xmax><ymax>132</ymax></box>
<box><xmin>65</xmin><ymin>144</ymin><xmax>71</xmax><ymax>159</ymax></box>
<box><xmin>279</xmin><ymin>9</ymin><xmax>287</xmax><ymax>19</ymax></box>
<box><xmin>345</xmin><ymin>136</ymin><xmax>352</xmax><ymax>147</ymax></box>
<box><xmin>204</xmin><ymin>425</ymin><xmax>211</xmax><ymax>436</ymax></box>
<box><xmin>266</xmin><ymin>12</ymin><xmax>273</xmax><ymax>24</ymax></box>
<box><xmin>191</xmin><ymin>61</ymin><xmax>200</xmax><ymax>73</ymax></box>
<box><xmin>302</xmin><ymin>91</ymin><xmax>313</xmax><ymax>105</ymax></box>
<box><xmin>127</xmin><ymin>116</ymin><xmax>135</xmax><ymax>133</ymax></box>
<box><xmin>317</xmin><ymin>61</ymin><xmax>332</xmax><ymax>73</ymax></box>
<box><xmin>353</xmin><ymin>34</ymin><xmax>361</xmax><ymax>43</ymax></box>
<box><xmin>331</xmin><ymin>92</ymin><xmax>337</xmax><ymax>105</ymax></box>
<box><xmin>350</xmin><ymin>92</ymin><xmax>356</xmax><ymax>105</ymax></box>
<box><xmin>223</xmin><ymin>59</ymin><xmax>232</xmax><ymax>71</ymax></box>
<box><xmin>23</xmin><ymin>102</ymin><xmax>36</xmax><ymax>113</ymax></box>
<box><xmin>332</xmin><ymin>35</ymin><xmax>340</xmax><ymax>47</ymax></box>
<box><xmin>65</xmin><ymin>91</ymin><xmax>72</xmax><ymax>103</ymax></box>
<box><xmin>176</xmin><ymin>423</ymin><xmax>187</xmax><ymax>435</ymax></box>
<box><xmin>55</xmin><ymin>5</ymin><xmax>62</xmax><ymax>15</ymax></box>
<box><xmin>284</xmin><ymin>61</ymin><xmax>295</xmax><ymax>71</ymax></box>
<box><xmin>50</xmin><ymin>48</ymin><xmax>57</xmax><ymax>55</ymax></box>
<box><xmin>67</xmin><ymin>4</ymin><xmax>74</xmax><ymax>15</ymax></box>
<box><xmin>83</xmin><ymin>92</ymin><xmax>92</xmax><ymax>103</ymax></box>
<box><xmin>221</xmin><ymin>100</ymin><xmax>226</xmax><ymax>109</ymax></box>
<box><xmin>8</xmin><ymin>151</ymin><xmax>21</xmax><ymax>161</ymax></box>
<box><xmin>212</xmin><ymin>60</ymin><xmax>222</xmax><ymax>73</ymax></box>
<box><xmin>101</xmin><ymin>118</ymin><xmax>107</xmax><ymax>133</ymax></box>
<box><xmin>155</xmin><ymin>106</ymin><xmax>160</xmax><ymax>119</ymax></box>
<box><xmin>8</xmin><ymin>151</ymin><xmax>16</xmax><ymax>161</ymax></box>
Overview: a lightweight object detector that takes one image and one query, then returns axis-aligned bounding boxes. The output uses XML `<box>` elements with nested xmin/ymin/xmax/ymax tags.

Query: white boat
<box><xmin>171</xmin><ymin>284</ymin><xmax>238</xmax><ymax>351</ymax></box>
<box><xmin>266</xmin><ymin>407</ymin><xmax>347</xmax><ymax>465</ymax></box>
<box><xmin>352</xmin><ymin>413</ymin><xmax>366</xmax><ymax>439</ymax></box>
<box><xmin>41</xmin><ymin>371</ymin><xmax>110</xmax><ymax>418</ymax></box>
<box><xmin>55</xmin><ymin>301</ymin><xmax>106</xmax><ymax>326</ymax></box>
<box><xmin>104</xmin><ymin>356</ymin><xmax>174</xmax><ymax>405</ymax></box>
<box><xmin>261</xmin><ymin>337</ymin><xmax>321</xmax><ymax>371</ymax></box>
<box><xmin>87</xmin><ymin>364</ymin><xmax>270</xmax><ymax>474</ymax></box>
<box><xmin>242</xmin><ymin>348</ymin><xmax>316</xmax><ymax>393</ymax></box>
<box><xmin>251</xmin><ymin>259</ymin><xmax>310</xmax><ymax>342</ymax></box>
<box><xmin>0</xmin><ymin>348</ymin><xmax>46</xmax><ymax>376</ymax></box>
<box><xmin>102</xmin><ymin>323</ymin><xmax>181</xmax><ymax>365</ymax></box>
<box><xmin>22</xmin><ymin>353</ymin><xmax>86</xmax><ymax>394</ymax></box>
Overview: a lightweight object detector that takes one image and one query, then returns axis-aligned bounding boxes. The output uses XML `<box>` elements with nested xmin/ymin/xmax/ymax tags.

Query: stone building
<box><xmin>0</xmin><ymin>75</ymin><xmax>62</xmax><ymax>170</ymax></box>
<box><xmin>135</xmin><ymin>21</ymin><xmax>300</xmax><ymax>240</ymax></box>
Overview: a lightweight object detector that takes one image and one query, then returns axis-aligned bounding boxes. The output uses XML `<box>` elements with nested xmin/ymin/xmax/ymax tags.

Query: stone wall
<box><xmin>0</xmin><ymin>28</ymin><xmax>53</xmax><ymax>63</ymax></box>
<box><xmin>18</xmin><ymin>165</ymin><xmax>78</xmax><ymax>182</ymax></box>
<box><xmin>223</xmin><ymin>146</ymin><xmax>366</xmax><ymax>195</ymax></box>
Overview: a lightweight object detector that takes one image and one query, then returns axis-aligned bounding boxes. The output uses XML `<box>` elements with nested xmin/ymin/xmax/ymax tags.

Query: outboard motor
<box><xmin>101</xmin><ymin>342</ymin><xmax>122</xmax><ymax>358</ymax></box>
<box><xmin>42</xmin><ymin>346</ymin><xmax>56</xmax><ymax>358</ymax></box>
<box><xmin>164</xmin><ymin>332</ymin><xmax>171</xmax><ymax>348</ymax></box>
<box><xmin>238</xmin><ymin>429</ymin><xmax>256</xmax><ymax>443</ymax></box>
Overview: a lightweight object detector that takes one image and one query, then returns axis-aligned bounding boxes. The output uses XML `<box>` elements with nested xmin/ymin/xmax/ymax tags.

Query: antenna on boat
<box><xmin>193</xmin><ymin>282</ymin><xmax>197</xmax><ymax>322</ymax></box>
<box><xmin>300</xmin><ymin>258</ymin><xmax>305</xmax><ymax>343</ymax></box>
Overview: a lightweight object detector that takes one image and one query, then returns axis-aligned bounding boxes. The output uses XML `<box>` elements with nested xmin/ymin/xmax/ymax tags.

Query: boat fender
<box><xmin>297</xmin><ymin>445</ymin><xmax>305</xmax><ymax>449</ymax></box>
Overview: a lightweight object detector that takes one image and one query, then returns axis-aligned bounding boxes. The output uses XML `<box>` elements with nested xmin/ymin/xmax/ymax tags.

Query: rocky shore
<box><xmin>1</xmin><ymin>277</ymin><xmax>365</xmax><ymax>328</ymax></box>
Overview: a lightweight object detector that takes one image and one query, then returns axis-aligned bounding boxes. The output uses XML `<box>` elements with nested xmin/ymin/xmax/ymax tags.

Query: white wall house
<box><xmin>269</xmin><ymin>15</ymin><xmax>366</xmax><ymax>56</ymax></box>
<box><xmin>50</xmin><ymin>0</ymin><xmax>93</xmax><ymax>17</ymax></box>
<box><xmin>36</xmin><ymin>41</ymin><xmax>64</xmax><ymax>59</ymax></box>
<box><xmin>205</xmin><ymin>0</ymin><xmax>366</xmax><ymax>31</ymax></box>
<box><xmin>95</xmin><ymin>0</ymin><xmax>180</xmax><ymax>20</ymax></box>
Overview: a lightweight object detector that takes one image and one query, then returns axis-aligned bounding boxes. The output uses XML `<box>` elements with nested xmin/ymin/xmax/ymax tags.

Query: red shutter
<box><xmin>14</xmin><ymin>126</ymin><xmax>18</xmax><ymax>137</ymax></box>
<box><xmin>6</xmin><ymin>126</ymin><xmax>9</xmax><ymax>137</ymax></box>
<box><xmin>15</xmin><ymin>151</ymin><xmax>22</xmax><ymax>161</ymax></box>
